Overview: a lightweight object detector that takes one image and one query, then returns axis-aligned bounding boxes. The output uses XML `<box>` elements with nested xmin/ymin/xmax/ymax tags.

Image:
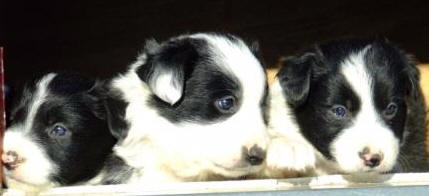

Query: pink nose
<box><xmin>359</xmin><ymin>148</ymin><xmax>383</xmax><ymax>168</ymax></box>
<box><xmin>2</xmin><ymin>151</ymin><xmax>24</xmax><ymax>170</ymax></box>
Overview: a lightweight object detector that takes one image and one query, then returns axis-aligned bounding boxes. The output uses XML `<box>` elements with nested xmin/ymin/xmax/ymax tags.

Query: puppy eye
<box><xmin>215</xmin><ymin>95</ymin><xmax>236</xmax><ymax>113</ymax></box>
<box><xmin>332</xmin><ymin>105</ymin><xmax>347</xmax><ymax>117</ymax></box>
<box><xmin>384</xmin><ymin>102</ymin><xmax>398</xmax><ymax>119</ymax></box>
<box><xmin>49</xmin><ymin>125</ymin><xmax>69</xmax><ymax>138</ymax></box>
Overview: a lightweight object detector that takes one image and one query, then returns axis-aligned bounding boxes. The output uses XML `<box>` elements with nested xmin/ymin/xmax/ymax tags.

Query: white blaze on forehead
<box><xmin>2</xmin><ymin>73</ymin><xmax>58</xmax><ymax>188</ymax></box>
<box><xmin>333</xmin><ymin>46</ymin><xmax>399</xmax><ymax>173</ymax></box>
<box><xmin>24</xmin><ymin>73</ymin><xmax>56</xmax><ymax>133</ymax></box>
<box><xmin>340</xmin><ymin>46</ymin><xmax>384</xmax><ymax>126</ymax></box>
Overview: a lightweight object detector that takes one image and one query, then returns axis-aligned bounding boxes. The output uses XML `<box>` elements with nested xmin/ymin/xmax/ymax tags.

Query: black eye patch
<box><xmin>148</xmin><ymin>66</ymin><xmax>242</xmax><ymax>123</ymax></box>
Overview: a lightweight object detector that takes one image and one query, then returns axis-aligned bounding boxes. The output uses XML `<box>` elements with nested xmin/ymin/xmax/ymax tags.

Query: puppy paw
<box><xmin>266</xmin><ymin>138</ymin><xmax>316</xmax><ymax>172</ymax></box>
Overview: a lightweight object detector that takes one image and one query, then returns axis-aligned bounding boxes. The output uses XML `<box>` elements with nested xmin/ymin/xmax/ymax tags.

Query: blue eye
<box><xmin>332</xmin><ymin>105</ymin><xmax>347</xmax><ymax>117</ymax></box>
<box><xmin>50</xmin><ymin>125</ymin><xmax>68</xmax><ymax>138</ymax></box>
<box><xmin>384</xmin><ymin>102</ymin><xmax>398</xmax><ymax>119</ymax></box>
<box><xmin>215</xmin><ymin>96</ymin><xmax>236</xmax><ymax>113</ymax></box>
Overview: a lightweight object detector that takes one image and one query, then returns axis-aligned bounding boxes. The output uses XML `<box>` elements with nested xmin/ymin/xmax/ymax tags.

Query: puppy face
<box><xmin>3</xmin><ymin>73</ymin><xmax>116</xmax><ymax>190</ymax></box>
<box><xmin>110</xmin><ymin>33</ymin><xmax>268</xmax><ymax>180</ymax></box>
<box><xmin>277</xmin><ymin>39</ymin><xmax>418</xmax><ymax>174</ymax></box>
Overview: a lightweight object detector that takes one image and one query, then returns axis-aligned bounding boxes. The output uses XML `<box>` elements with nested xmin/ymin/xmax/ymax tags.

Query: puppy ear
<box><xmin>103</xmin><ymin>89</ymin><xmax>129</xmax><ymax>141</ymax></box>
<box><xmin>249</xmin><ymin>41</ymin><xmax>266</xmax><ymax>69</ymax></box>
<box><xmin>50</xmin><ymin>74</ymin><xmax>107</xmax><ymax>119</ymax></box>
<box><xmin>83</xmin><ymin>81</ymin><xmax>108</xmax><ymax>120</ymax></box>
<box><xmin>374</xmin><ymin>40</ymin><xmax>420</xmax><ymax>99</ymax></box>
<box><xmin>277</xmin><ymin>53</ymin><xmax>315</xmax><ymax>107</ymax></box>
<box><xmin>403</xmin><ymin>54</ymin><xmax>420</xmax><ymax>99</ymax></box>
<box><xmin>136</xmin><ymin>38</ymin><xmax>201</xmax><ymax>105</ymax></box>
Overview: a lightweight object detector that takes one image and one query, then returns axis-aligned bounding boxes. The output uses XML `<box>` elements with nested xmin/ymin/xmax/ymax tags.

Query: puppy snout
<box><xmin>2</xmin><ymin>151</ymin><xmax>25</xmax><ymax>170</ymax></box>
<box><xmin>359</xmin><ymin>147</ymin><xmax>383</xmax><ymax>168</ymax></box>
<box><xmin>246</xmin><ymin>145</ymin><xmax>266</xmax><ymax>166</ymax></box>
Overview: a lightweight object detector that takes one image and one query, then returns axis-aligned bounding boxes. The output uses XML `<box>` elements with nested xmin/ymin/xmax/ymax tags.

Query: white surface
<box><xmin>4</xmin><ymin>173</ymin><xmax>429</xmax><ymax>195</ymax></box>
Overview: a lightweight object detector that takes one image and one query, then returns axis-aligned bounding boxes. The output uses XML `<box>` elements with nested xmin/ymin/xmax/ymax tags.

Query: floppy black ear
<box><xmin>49</xmin><ymin>73</ymin><xmax>107</xmax><ymax>120</ymax></box>
<box><xmin>277</xmin><ymin>53</ymin><xmax>315</xmax><ymax>107</ymax></box>
<box><xmin>83</xmin><ymin>81</ymin><xmax>108</xmax><ymax>120</ymax></box>
<box><xmin>375</xmin><ymin>40</ymin><xmax>420</xmax><ymax>99</ymax></box>
<box><xmin>403</xmin><ymin>54</ymin><xmax>420</xmax><ymax>99</ymax></box>
<box><xmin>136</xmin><ymin>38</ymin><xmax>202</xmax><ymax>105</ymax></box>
<box><xmin>249</xmin><ymin>40</ymin><xmax>267</xmax><ymax>69</ymax></box>
<box><xmin>103</xmin><ymin>88</ymin><xmax>129</xmax><ymax>141</ymax></box>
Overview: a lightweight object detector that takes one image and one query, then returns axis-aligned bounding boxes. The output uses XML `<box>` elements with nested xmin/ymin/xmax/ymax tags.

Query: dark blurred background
<box><xmin>1</xmin><ymin>0</ymin><xmax>428</xmax><ymax>88</ymax></box>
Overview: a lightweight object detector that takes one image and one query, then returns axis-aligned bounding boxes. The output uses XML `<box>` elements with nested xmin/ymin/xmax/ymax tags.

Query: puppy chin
<box><xmin>333</xmin><ymin>151</ymin><xmax>398</xmax><ymax>174</ymax></box>
<box><xmin>2</xmin><ymin>131</ymin><xmax>57</xmax><ymax>188</ymax></box>
<box><xmin>335</xmin><ymin>161</ymin><xmax>394</xmax><ymax>174</ymax></box>
<box><xmin>334</xmin><ymin>132</ymin><xmax>399</xmax><ymax>174</ymax></box>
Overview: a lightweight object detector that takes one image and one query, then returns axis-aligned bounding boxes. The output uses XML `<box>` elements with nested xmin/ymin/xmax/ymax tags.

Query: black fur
<box><xmin>137</xmin><ymin>34</ymin><xmax>260</xmax><ymax>124</ymax></box>
<box><xmin>277</xmin><ymin>39</ymin><xmax>428</xmax><ymax>171</ymax></box>
<box><xmin>104</xmin><ymin>87</ymin><xmax>130</xmax><ymax>141</ymax></box>
<box><xmin>7</xmin><ymin>73</ymin><xmax>119</xmax><ymax>185</ymax></box>
<box><xmin>99</xmin><ymin>155</ymin><xmax>135</xmax><ymax>185</ymax></box>
<box><xmin>136</xmin><ymin>38</ymin><xmax>208</xmax><ymax>101</ymax></box>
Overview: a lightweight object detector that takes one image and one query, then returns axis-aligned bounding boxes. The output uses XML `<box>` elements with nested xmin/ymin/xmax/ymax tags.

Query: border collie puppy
<box><xmin>265</xmin><ymin>39</ymin><xmax>428</xmax><ymax>176</ymax></box>
<box><xmin>106</xmin><ymin>33</ymin><xmax>269</xmax><ymax>182</ymax></box>
<box><xmin>2</xmin><ymin>73</ymin><xmax>129</xmax><ymax>192</ymax></box>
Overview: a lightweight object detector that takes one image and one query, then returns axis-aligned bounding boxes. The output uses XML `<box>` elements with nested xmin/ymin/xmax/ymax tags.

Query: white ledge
<box><xmin>4</xmin><ymin>172</ymin><xmax>429</xmax><ymax>195</ymax></box>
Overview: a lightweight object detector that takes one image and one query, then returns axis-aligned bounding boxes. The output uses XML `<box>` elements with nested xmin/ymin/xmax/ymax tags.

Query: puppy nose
<box><xmin>359</xmin><ymin>148</ymin><xmax>383</xmax><ymax>168</ymax></box>
<box><xmin>2</xmin><ymin>151</ymin><xmax>24</xmax><ymax>170</ymax></box>
<box><xmin>246</xmin><ymin>145</ymin><xmax>266</xmax><ymax>166</ymax></box>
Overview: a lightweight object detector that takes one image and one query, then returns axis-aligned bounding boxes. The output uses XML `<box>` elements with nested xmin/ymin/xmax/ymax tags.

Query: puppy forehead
<box><xmin>190</xmin><ymin>34</ymin><xmax>266</xmax><ymax>98</ymax></box>
<box><xmin>340</xmin><ymin>46</ymin><xmax>373</xmax><ymax>96</ymax></box>
<box><xmin>340</xmin><ymin>44</ymin><xmax>404</xmax><ymax>100</ymax></box>
<box><xmin>11</xmin><ymin>73</ymin><xmax>56</xmax><ymax>131</ymax></box>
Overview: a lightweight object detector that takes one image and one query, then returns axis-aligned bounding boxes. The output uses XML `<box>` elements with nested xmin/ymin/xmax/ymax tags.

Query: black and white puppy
<box><xmin>107</xmin><ymin>33</ymin><xmax>269</xmax><ymax>182</ymax></box>
<box><xmin>2</xmin><ymin>73</ymin><xmax>126</xmax><ymax>192</ymax></box>
<box><xmin>266</xmin><ymin>39</ymin><xmax>428</xmax><ymax>176</ymax></box>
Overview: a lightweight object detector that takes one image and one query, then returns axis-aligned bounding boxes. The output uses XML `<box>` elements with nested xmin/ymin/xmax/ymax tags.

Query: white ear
<box><xmin>148</xmin><ymin>71</ymin><xmax>183</xmax><ymax>105</ymax></box>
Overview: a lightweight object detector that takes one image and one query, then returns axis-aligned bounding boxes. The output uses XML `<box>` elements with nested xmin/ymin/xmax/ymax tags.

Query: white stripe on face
<box><xmin>3</xmin><ymin>73</ymin><xmax>58</xmax><ymax>189</ymax></box>
<box><xmin>24</xmin><ymin>73</ymin><xmax>56</xmax><ymax>133</ymax></box>
<box><xmin>331</xmin><ymin>47</ymin><xmax>399</xmax><ymax>173</ymax></box>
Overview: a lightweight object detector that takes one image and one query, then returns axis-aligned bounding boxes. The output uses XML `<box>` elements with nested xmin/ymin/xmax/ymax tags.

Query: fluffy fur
<box><xmin>2</xmin><ymin>73</ymin><xmax>130</xmax><ymax>192</ymax></box>
<box><xmin>265</xmin><ymin>39</ymin><xmax>428</xmax><ymax>177</ymax></box>
<box><xmin>106</xmin><ymin>33</ymin><xmax>269</xmax><ymax>183</ymax></box>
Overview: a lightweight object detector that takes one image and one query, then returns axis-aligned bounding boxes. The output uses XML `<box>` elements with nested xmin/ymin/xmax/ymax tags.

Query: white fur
<box><xmin>262</xmin><ymin>79</ymin><xmax>316</xmax><ymax>177</ymax></box>
<box><xmin>3</xmin><ymin>131</ymin><xmax>57</xmax><ymax>189</ymax></box>
<box><xmin>3</xmin><ymin>74</ymin><xmax>58</xmax><ymax>191</ymax></box>
<box><xmin>149</xmin><ymin>71</ymin><xmax>183</xmax><ymax>105</ymax></box>
<box><xmin>329</xmin><ymin>47</ymin><xmax>399</xmax><ymax>173</ymax></box>
<box><xmin>111</xmin><ymin>34</ymin><xmax>268</xmax><ymax>183</ymax></box>
<box><xmin>265</xmin><ymin>46</ymin><xmax>400</xmax><ymax>177</ymax></box>
<box><xmin>24</xmin><ymin>73</ymin><xmax>56</xmax><ymax>134</ymax></box>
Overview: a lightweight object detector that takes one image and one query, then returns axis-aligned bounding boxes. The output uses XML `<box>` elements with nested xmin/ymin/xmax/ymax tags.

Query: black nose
<box><xmin>246</xmin><ymin>145</ymin><xmax>266</xmax><ymax>166</ymax></box>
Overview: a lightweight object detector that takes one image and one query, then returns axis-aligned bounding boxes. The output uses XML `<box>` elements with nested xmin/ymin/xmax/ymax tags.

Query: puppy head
<box><xmin>3</xmin><ymin>73</ymin><xmax>116</xmax><ymax>190</ymax></box>
<box><xmin>115</xmin><ymin>33</ymin><xmax>269</xmax><ymax>178</ymax></box>
<box><xmin>277</xmin><ymin>39</ymin><xmax>418</xmax><ymax>174</ymax></box>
